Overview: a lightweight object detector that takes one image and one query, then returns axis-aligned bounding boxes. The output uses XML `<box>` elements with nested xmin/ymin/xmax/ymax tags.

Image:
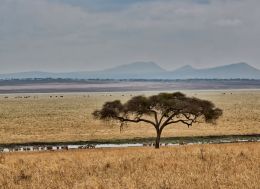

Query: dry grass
<box><xmin>0</xmin><ymin>142</ymin><xmax>259</xmax><ymax>189</ymax></box>
<box><xmin>0</xmin><ymin>90</ymin><xmax>260</xmax><ymax>144</ymax></box>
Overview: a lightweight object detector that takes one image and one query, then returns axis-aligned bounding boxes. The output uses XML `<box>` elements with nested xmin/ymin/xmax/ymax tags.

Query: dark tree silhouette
<box><xmin>93</xmin><ymin>92</ymin><xmax>222</xmax><ymax>148</ymax></box>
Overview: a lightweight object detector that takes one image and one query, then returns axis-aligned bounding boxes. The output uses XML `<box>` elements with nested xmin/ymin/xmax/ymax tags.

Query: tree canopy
<box><xmin>93</xmin><ymin>92</ymin><xmax>222</xmax><ymax>148</ymax></box>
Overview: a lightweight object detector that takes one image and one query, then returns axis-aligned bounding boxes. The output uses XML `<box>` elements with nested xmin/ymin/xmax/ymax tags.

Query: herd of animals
<box><xmin>0</xmin><ymin>144</ymin><xmax>96</xmax><ymax>153</ymax></box>
<box><xmin>0</xmin><ymin>143</ymin><xmax>179</xmax><ymax>153</ymax></box>
<box><xmin>0</xmin><ymin>94</ymin><xmax>182</xmax><ymax>153</ymax></box>
<box><xmin>1</xmin><ymin>139</ymin><xmax>258</xmax><ymax>153</ymax></box>
<box><xmin>2</xmin><ymin>92</ymin><xmax>233</xmax><ymax>99</ymax></box>
<box><xmin>0</xmin><ymin>92</ymin><xmax>251</xmax><ymax>154</ymax></box>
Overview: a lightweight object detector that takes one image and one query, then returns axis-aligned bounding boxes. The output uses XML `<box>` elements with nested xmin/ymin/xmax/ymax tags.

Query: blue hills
<box><xmin>1</xmin><ymin>62</ymin><xmax>260</xmax><ymax>80</ymax></box>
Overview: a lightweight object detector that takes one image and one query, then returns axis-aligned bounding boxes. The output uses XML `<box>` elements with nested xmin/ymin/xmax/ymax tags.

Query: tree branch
<box><xmin>159</xmin><ymin>113</ymin><xmax>198</xmax><ymax>132</ymax></box>
<box><xmin>116</xmin><ymin>116</ymin><xmax>156</xmax><ymax>127</ymax></box>
<box><xmin>162</xmin><ymin>118</ymin><xmax>198</xmax><ymax>130</ymax></box>
<box><xmin>160</xmin><ymin>112</ymin><xmax>178</xmax><ymax>128</ymax></box>
<box><xmin>158</xmin><ymin>114</ymin><xmax>165</xmax><ymax>126</ymax></box>
<box><xmin>151</xmin><ymin>110</ymin><xmax>159</xmax><ymax>125</ymax></box>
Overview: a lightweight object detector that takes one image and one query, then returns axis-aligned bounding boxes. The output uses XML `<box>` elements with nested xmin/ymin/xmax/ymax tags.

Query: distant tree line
<box><xmin>0</xmin><ymin>78</ymin><xmax>259</xmax><ymax>86</ymax></box>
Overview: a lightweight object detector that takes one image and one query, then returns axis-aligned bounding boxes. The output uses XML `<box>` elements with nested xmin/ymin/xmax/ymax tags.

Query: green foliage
<box><xmin>93</xmin><ymin>100</ymin><xmax>123</xmax><ymax>120</ymax></box>
<box><xmin>93</xmin><ymin>92</ymin><xmax>222</xmax><ymax>125</ymax></box>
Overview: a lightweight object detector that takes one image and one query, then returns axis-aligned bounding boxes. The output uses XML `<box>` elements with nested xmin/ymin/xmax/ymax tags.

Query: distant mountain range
<box><xmin>1</xmin><ymin>62</ymin><xmax>260</xmax><ymax>80</ymax></box>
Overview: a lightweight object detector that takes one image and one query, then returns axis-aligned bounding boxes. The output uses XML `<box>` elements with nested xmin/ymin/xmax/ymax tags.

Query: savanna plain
<box><xmin>0</xmin><ymin>90</ymin><xmax>259</xmax><ymax>189</ymax></box>
<box><xmin>0</xmin><ymin>143</ymin><xmax>259</xmax><ymax>189</ymax></box>
<box><xmin>0</xmin><ymin>90</ymin><xmax>259</xmax><ymax>143</ymax></box>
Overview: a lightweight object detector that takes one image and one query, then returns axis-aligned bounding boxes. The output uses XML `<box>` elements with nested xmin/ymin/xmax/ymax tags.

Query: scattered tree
<box><xmin>93</xmin><ymin>92</ymin><xmax>222</xmax><ymax>148</ymax></box>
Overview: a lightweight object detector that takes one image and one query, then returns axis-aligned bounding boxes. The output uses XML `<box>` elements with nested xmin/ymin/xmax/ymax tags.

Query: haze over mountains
<box><xmin>1</xmin><ymin>62</ymin><xmax>260</xmax><ymax>80</ymax></box>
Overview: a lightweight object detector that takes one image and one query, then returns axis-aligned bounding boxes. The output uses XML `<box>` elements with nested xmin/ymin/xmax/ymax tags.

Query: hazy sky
<box><xmin>0</xmin><ymin>0</ymin><xmax>260</xmax><ymax>73</ymax></box>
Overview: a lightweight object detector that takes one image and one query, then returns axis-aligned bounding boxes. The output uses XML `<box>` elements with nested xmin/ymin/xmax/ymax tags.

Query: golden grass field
<box><xmin>0</xmin><ymin>90</ymin><xmax>260</xmax><ymax>144</ymax></box>
<box><xmin>0</xmin><ymin>142</ymin><xmax>259</xmax><ymax>189</ymax></box>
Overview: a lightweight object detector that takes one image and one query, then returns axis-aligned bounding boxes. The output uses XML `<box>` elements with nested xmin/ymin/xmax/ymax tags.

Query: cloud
<box><xmin>50</xmin><ymin>0</ymin><xmax>156</xmax><ymax>11</ymax></box>
<box><xmin>0</xmin><ymin>0</ymin><xmax>259</xmax><ymax>73</ymax></box>
<box><xmin>216</xmin><ymin>19</ymin><xmax>242</xmax><ymax>27</ymax></box>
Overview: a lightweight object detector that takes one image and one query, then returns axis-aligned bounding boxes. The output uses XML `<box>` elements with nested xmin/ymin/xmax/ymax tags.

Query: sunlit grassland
<box><xmin>0</xmin><ymin>142</ymin><xmax>259</xmax><ymax>189</ymax></box>
<box><xmin>0</xmin><ymin>90</ymin><xmax>259</xmax><ymax>144</ymax></box>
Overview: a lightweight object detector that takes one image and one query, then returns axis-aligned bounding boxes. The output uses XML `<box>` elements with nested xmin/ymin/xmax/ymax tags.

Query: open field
<box><xmin>0</xmin><ymin>79</ymin><xmax>260</xmax><ymax>93</ymax></box>
<box><xmin>0</xmin><ymin>90</ymin><xmax>260</xmax><ymax>144</ymax></box>
<box><xmin>0</xmin><ymin>142</ymin><xmax>259</xmax><ymax>189</ymax></box>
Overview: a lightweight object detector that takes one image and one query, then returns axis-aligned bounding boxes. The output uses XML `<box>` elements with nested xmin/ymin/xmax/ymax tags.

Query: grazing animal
<box><xmin>61</xmin><ymin>146</ymin><xmax>69</xmax><ymax>150</ymax></box>
<box><xmin>179</xmin><ymin>141</ymin><xmax>187</xmax><ymax>145</ymax></box>
<box><xmin>3</xmin><ymin>148</ymin><xmax>10</xmax><ymax>152</ymax></box>
<box><xmin>23</xmin><ymin>147</ymin><xmax>31</xmax><ymax>151</ymax></box>
<box><xmin>147</xmin><ymin>143</ymin><xmax>154</xmax><ymax>147</ymax></box>
<box><xmin>57</xmin><ymin>146</ymin><xmax>63</xmax><ymax>150</ymax></box>
<box><xmin>39</xmin><ymin>147</ymin><xmax>45</xmax><ymax>151</ymax></box>
<box><xmin>87</xmin><ymin>144</ymin><xmax>95</xmax><ymax>149</ymax></box>
<box><xmin>33</xmin><ymin>147</ymin><xmax>39</xmax><ymax>151</ymax></box>
<box><xmin>47</xmin><ymin>146</ymin><xmax>53</xmax><ymax>151</ymax></box>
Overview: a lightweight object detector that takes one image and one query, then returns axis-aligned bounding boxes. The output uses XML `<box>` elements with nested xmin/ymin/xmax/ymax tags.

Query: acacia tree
<box><xmin>93</xmin><ymin>92</ymin><xmax>222</xmax><ymax>149</ymax></box>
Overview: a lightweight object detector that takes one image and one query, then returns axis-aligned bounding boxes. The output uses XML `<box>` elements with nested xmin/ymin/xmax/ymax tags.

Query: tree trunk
<box><xmin>155</xmin><ymin>130</ymin><xmax>161</xmax><ymax>149</ymax></box>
